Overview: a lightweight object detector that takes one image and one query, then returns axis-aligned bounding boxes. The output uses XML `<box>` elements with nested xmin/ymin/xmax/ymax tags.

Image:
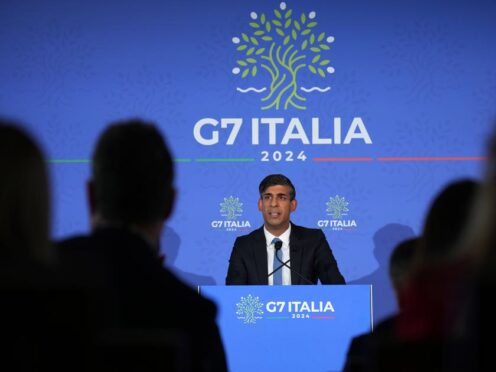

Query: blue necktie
<box><xmin>272</xmin><ymin>238</ymin><xmax>283</xmax><ymax>285</ymax></box>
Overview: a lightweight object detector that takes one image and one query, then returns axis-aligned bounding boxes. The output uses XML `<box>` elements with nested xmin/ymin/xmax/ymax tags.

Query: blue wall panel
<box><xmin>1</xmin><ymin>0</ymin><xmax>495</xmax><ymax>323</ymax></box>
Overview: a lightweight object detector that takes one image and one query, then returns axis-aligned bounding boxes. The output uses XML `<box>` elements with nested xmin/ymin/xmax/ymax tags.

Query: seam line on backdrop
<box><xmin>47</xmin><ymin>158</ymin><xmax>254</xmax><ymax>163</ymax></box>
<box><xmin>376</xmin><ymin>156</ymin><xmax>487</xmax><ymax>161</ymax></box>
<box><xmin>194</xmin><ymin>158</ymin><xmax>256</xmax><ymax>162</ymax></box>
<box><xmin>48</xmin><ymin>159</ymin><xmax>90</xmax><ymax>163</ymax></box>
<box><xmin>313</xmin><ymin>156</ymin><xmax>486</xmax><ymax>162</ymax></box>
<box><xmin>313</xmin><ymin>157</ymin><xmax>373</xmax><ymax>162</ymax></box>
<box><xmin>47</xmin><ymin>159</ymin><xmax>194</xmax><ymax>163</ymax></box>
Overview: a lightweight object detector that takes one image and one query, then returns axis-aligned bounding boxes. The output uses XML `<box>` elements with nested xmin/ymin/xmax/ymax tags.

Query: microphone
<box><xmin>269</xmin><ymin>241</ymin><xmax>314</xmax><ymax>285</ymax></box>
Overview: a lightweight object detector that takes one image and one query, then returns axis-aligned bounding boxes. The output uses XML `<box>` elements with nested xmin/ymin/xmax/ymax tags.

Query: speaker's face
<box><xmin>258</xmin><ymin>185</ymin><xmax>297</xmax><ymax>234</ymax></box>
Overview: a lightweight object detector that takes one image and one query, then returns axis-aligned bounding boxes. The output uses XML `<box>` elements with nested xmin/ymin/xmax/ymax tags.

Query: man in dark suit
<box><xmin>57</xmin><ymin>119</ymin><xmax>227</xmax><ymax>371</ymax></box>
<box><xmin>226</xmin><ymin>174</ymin><xmax>345</xmax><ymax>285</ymax></box>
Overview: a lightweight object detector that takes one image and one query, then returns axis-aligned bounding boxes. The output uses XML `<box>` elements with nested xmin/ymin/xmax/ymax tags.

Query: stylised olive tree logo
<box><xmin>236</xmin><ymin>294</ymin><xmax>264</xmax><ymax>324</ymax></box>
<box><xmin>326</xmin><ymin>195</ymin><xmax>349</xmax><ymax>219</ymax></box>
<box><xmin>232</xmin><ymin>1</ymin><xmax>335</xmax><ymax>110</ymax></box>
<box><xmin>220</xmin><ymin>196</ymin><xmax>243</xmax><ymax>220</ymax></box>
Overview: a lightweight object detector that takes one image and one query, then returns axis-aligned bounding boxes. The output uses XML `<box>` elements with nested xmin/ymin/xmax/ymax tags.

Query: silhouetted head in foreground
<box><xmin>0</xmin><ymin>120</ymin><xmax>52</xmax><ymax>264</ymax></box>
<box><xmin>389</xmin><ymin>237</ymin><xmax>419</xmax><ymax>297</ymax></box>
<box><xmin>417</xmin><ymin>179</ymin><xmax>480</xmax><ymax>269</ymax></box>
<box><xmin>88</xmin><ymin>119</ymin><xmax>175</xmax><ymax>252</ymax></box>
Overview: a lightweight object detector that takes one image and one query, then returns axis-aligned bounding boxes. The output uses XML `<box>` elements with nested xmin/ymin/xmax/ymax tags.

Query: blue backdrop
<box><xmin>1</xmin><ymin>0</ymin><xmax>495</xmax><ymax>324</ymax></box>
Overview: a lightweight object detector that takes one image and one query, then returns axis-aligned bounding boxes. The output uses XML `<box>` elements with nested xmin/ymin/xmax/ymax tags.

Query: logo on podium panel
<box><xmin>236</xmin><ymin>294</ymin><xmax>336</xmax><ymax>324</ymax></box>
<box><xmin>236</xmin><ymin>294</ymin><xmax>265</xmax><ymax>324</ymax></box>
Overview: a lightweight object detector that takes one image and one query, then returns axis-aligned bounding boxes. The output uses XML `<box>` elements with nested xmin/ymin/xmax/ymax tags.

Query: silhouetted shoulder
<box><xmin>56</xmin><ymin>229</ymin><xmax>218</xmax><ymax>321</ymax></box>
<box><xmin>159</xmin><ymin>263</ymin><xmax>218</xmax><ymax>317</ymax></box>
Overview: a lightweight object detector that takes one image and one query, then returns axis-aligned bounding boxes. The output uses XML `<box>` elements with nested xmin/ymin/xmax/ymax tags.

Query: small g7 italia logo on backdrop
<box><xmin>211</xmin><ymin>196</ymin><xmax>252</xmax><ymax>232</ymax></box>
<box><xmin>326</xmin><ymin>195</ymin><xmax>349</xmax><ymax>219</ymax></box>
<box><xmin>232</xmin><ymin>1</ymin><xmax>335</xmax><ymax>110</ymax></box>
<box><xmin>317</xmin><ymin>195</ymin><xmax>358</xmax><ymax>231</ymax></box>
<box><xmin>220</xmin><ymin>196</ymin><xmax>243</xmax><ymax>220</ymax></box>
<box><xmin>236</xmin><ymin>294</ymin><xmax>264</xmax><ymax>324</ymax></box>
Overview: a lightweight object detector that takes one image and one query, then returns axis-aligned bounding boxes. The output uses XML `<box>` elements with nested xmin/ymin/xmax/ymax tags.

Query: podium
<box><xmin>200</xmin><ymin>285</ymin><xmax>372</xmax><ymax>372</ymax></box>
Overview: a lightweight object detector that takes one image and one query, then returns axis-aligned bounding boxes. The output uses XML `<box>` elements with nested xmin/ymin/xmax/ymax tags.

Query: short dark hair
<box><xmin>259</xmin><ymin>174</ymin><xmax>296</xmax><ymax>200</ymax></box>
<box><xmin>92</xmin><ymin>119</ymin><xmax>174</xmax><ymax>225</ymax></box>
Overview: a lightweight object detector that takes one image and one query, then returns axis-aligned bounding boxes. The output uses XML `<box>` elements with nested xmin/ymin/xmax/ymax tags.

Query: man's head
<box><xmin>420</xmin><ymin>179</ymin><xmax>479</xmax><ymax>266</ymax></box>
<box><xmin>258</xmin><ymin>174</ymin><xmax>297</xmax><ymax>235</ymax></box>
<box><xmin>89</xmin><ymin>119</ymin><xmax>175</xmax><ymax>228</ymax></box>
<box><xmin>0</xmin><ymin>120</ymin><xmax>52</xmax><ymax>264</ymax></box>
<box><xmin>389</xmin><ymin>237</ymin><xmax>418</xmax><ymax>295</ymax></box>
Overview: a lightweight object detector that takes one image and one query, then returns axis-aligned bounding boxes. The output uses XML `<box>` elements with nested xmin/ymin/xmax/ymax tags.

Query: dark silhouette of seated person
<box><xmin>453</xmin><ymin>134</ymin><xmax>496</xmax><ymax>370</ymax></box>
<box><xmin>0</xmin><ymin>122</ymin><xmax>54</xmax><ymax>283</ymax></box>
<box><xmin>343</xmin><ymin>237</ymin><xmax>418</xmax><ymax>372</ymax></box>
<box><xmin>349</xmin><ymin>223</ymin><xmax>415</xmax><ymax>323</ymax></box>
<box><xmin>0</xmin><ymin>121</ymin><xmax>86</xmax><ymax>370</ymax></box>
<box><xmin>374</xmin><ymin>179</ymin><xmax>480</xmax><ymax>371</ymax></box>
<box><xmin>56</xmin><ymin>119</ymin><xmax>227</xmax><ymax>371</ymax></box>
<box><xmin>396</xmin><ymin>179</ymin><xmax>479</xmax><ymax>340</ymax></box>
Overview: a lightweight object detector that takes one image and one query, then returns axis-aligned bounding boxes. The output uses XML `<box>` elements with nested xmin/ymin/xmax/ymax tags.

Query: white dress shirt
<box><xmin>264</xmin><ymin>225</ymin><xmax>291</xmax><ymax>285</ymax></box>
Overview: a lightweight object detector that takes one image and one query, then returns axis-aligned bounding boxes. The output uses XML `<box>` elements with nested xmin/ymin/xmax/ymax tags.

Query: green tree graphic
<box><xmin>220</xmin><ymin>196</ymin><xmax>243</xmax><ymax>220</ymax></box>
<box><xmin>232</xmin><ymin>2</ymin><xmax>335</xmax><ymax>110</ymax></box>
<box><xmin>326</xmin><ymin>195</ymin><xmax>349</xmax><ymax>219</ymax></box>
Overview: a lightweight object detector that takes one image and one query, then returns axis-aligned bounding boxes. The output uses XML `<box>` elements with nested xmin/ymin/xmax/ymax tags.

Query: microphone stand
<box><xmin>268</xmin><ymin>244</ymin><xmax>314</xmax><ymax>285</ymax></box>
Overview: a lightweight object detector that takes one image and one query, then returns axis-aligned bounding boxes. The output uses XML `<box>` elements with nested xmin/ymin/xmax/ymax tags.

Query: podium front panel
<box><xmin>200</xmin><ymin>285</ymin><xmax>372</xmax><ymax>372</ymax></box>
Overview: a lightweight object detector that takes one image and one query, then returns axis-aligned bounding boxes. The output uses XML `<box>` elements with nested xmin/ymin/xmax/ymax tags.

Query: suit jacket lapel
<box><xmin>253</xmin><ymin>226</ymin><xmax>269</xmax><ymax>285</ymax></box>
<box><xmin>289</xmin><ymin>223</ymin><xmax>303</xmax><ymax>285</ymax></box>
